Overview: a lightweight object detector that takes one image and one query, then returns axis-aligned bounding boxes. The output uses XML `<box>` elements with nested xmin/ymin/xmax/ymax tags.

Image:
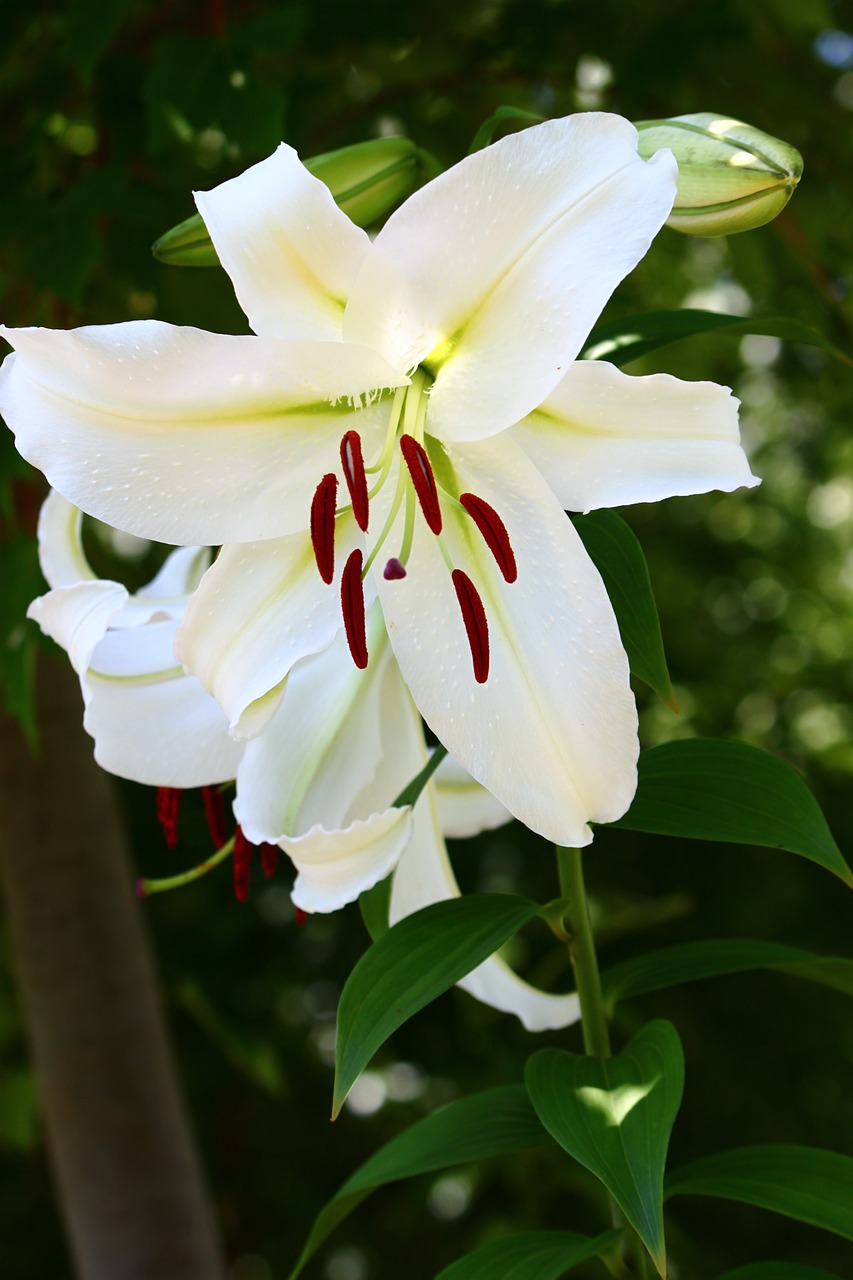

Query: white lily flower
<box><xmin>0</xmin><ymin>113</ymin><xmax>758</xmax><ymax>850</ymax></box>
<box><xmin>28</xmin><ymin>493</ymin><xmax>575</xmax><ymax>1028</ymax></box>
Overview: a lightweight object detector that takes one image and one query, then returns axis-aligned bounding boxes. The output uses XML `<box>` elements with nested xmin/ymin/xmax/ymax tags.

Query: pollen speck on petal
<box><xmin>341</xmin><ymin>548</ymin><xmax>369</xmax><ymax>669</ymax></box>
<box><xmin>452</xmin><ymin>568</ymin><xmax>489</xmax><ymax>683</ymax></box>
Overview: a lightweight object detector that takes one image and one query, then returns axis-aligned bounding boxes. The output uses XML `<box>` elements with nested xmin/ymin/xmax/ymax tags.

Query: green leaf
<box><xmin>601</xmin><ymin>939</ymin><xmax>853</xmax><ymax>1014</ymax></box>
<box><xmin>582</xmin><ymin>309</ymin><xmax>853</xmax><ymax>369</ymax></box>
<box><xmin>358</xmin><ymin>744</ymin><xmax>449</xmax><ymax>942</ymax></box>
<box><xmin>432</xmin><ymin>1229</ymin><xmax>622</xmax><ymax>1280</ymax></box>
<box><xmin>334</xmin><ymin>895</ymin><xmax>541</xmax><ymax>1117</ymax></box>
<box><xmin>716</xmin><ymin>1266</ymin><xmax>844</xmax><ymax>1280</ymax></box>
<box><xmin>525</xmin><ymin>1021</ymin><xmax>684</xmax><ymax>1277</ymax></box>
<box><xmin>469</xmin><ymin>105</ymin><xmax>545</xmax><ymax>152</ymax></box>
<box><xmin>289</xmin><ymin>1085</ymin><xmax>551</xmax><ymax>1278</ymax></box>
<box><xmin>609</xmin><ymin>739</ymin><xmax>852</xmax><ymax>886</ymax></box>
<box><xmin>667</xmin><ymin>1146</ymin><xmax>853</xmax><ymax>1242</ymax></box>
<box><xmin>573</xmin><ymin>510</ymin><xmax>675</xmax><ymax>707</ymax></box>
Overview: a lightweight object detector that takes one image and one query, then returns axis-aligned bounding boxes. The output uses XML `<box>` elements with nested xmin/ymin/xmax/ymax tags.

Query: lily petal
<box><xmin>284</xmin><ymin>806</ymin><xmax>414</xmax><ymax>915</ymax></box>
<box><xmin>28</xmin><ymin>580</ymin><xmax>129</xmax><ymax>676</ymax></box>
<box><xmin>344</xmin><ymin>114</ymin><xmax>676</xmax><ymax>440</ymax></box>
<box><xmin>513</xmin><ymin>359</ymin><xmax>758</xmax><ymax>510</ymax></box>
<box><xmin>0</xmin><ymin>322</ymin><xmax>405</xmax><ymax>545</ymax></box>
<box><xmin>372</xmin><ymin>433</ymin><xmax>638</xmax><ymax>846</ymax></box>
<box><xmin>434</xmin><ymin>752</ymin><xmax>512</xmax><ymax>838</ymax></box>
<box><xmin>176</xmin><ymin>519</ymin><xmax>374</xmax><ymax>740</ymax></box>
<box><xmin>391</xmin><ymin>784</ymin><xmax>580</xmax><ymax>1031</ymax></box>
<box><xmin>37</xmin><ymin>490</ymin><xmax>94</xmax><ymax>588</ymax></box>
<box><xmin>196</xmin><ymin>143</ymin><xmax>371</xmax><ymax>342</ymax></box>
<box><xmin>86</xmin><ymin>619</ymin><xmax>243</xmax><ymax>786</ymax></box>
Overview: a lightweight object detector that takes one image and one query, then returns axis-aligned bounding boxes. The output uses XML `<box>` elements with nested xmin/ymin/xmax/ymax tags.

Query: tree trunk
<box><xmin>0</xmin><ymin>655</ymin><xmax>226</xmax><ymax>1280</ymax></box>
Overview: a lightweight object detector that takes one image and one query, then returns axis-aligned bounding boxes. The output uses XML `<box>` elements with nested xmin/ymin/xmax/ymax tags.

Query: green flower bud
<box><xmin>152</xmin><ymin>136</ymin><xmax>437</xmax><ymax>267</ymax></box>
<box><xmin>635</xmin><ymin>112</ymin><xmax>803</xmax><ymax>236</ymax></box>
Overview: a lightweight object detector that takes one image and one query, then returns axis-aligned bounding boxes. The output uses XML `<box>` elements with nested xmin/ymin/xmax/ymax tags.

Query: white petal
<box><xmin>371</xmin><ymin>434</ymin><xmax>638</xmax><ymax>846</ymax></box>
<box><xmin>175</xmin><ymin>520</ymin><xmax>373</xmax><ymax>740</ymax></box>
<box><xmin>86</xmin><ymin>619</ymin><xmax>243</xmax><ymax>786</ymax></box>
<box><xmin>28</xmin><ymin>581</ymin><xmax>129</xmax><ymax>675</ymax></box>
<box><xmin>433</xmin><ymin>752</ymin><xmax>512</xmax><ymax>838</ymax></box>
<box><xmin>196</xmin><ymin>144</ymin><xmax>370</xmax><ymax>342</ymax></box>
<box><xmin>344</xmin><ymin>114</ymin><xmax>676</xmax><ymax>440</ymax></box>
<box><xmin>0</xmin><ymin>322</ymin><xmax>405</xmax><ymax>545</ymax></box>
<box><xmin>284</xmin><ymin>806</ymin><xmax>414</xmax><ymax>914</ymax></box>
<box><xmin>391</xmin><ymin>785</ymin><xmax>580</xmax><ymax>1031</ymax></box>
<box><xmin>138</xmin><ymin>545</ymin><xmax>211</xmax><ymax>601</ymax></box>
<box><xmin>36</xmin><ymin>491</ymin><xmax>93</xmax><ymax>588</ymax></box>
<box><xmin>513</xmin><ymin>359</ymin><xmax>759</xmax><ymax>510</ymax></box>
<box><xmin>234</xmin><ymin>611</ymin><xmax>424</xmax><ymax>842</ymax></box>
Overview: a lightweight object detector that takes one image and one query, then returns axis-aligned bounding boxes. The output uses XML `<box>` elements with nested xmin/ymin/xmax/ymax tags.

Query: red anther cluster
<box><xmin>452</xmin><ymin>569</ymin><xmax>490</xmax><ymax>683</ymax></box>
<box><xmin>310</xmin><ymin>473</ymin><xmax>338</xmax><ymax>584</ymax></box>
<box><xmin>460</xmin><ymin>493</ymin><xmax>518</xmax><ymax>583</ymax></box>
<box><xmin>233</xmin><ymin>825</ymin><xmax>252</xmax><ymax>902</ymax></box>
<box><xmin>202</xmin><ymin>784</ymin><xmax>227</xmax><ymax>849</ymax></box>
<box><xmin>400</xmin><ymin>434</ymin><xmax>442</xmax><ymax>533</ymax></box>
<box><xmin>340</xmin><ymin>430</ymin><xmax>369</xmax><ymax>531</ymax></box>
<box><xmin>156</xmin><ymin>786</ymin><xmax>181</xmax><ymax>848</ymax></box>
<box><xmin>341</xmin><ymin>548</ymin><xmax>368</xmax><ymax>668</ymax></box>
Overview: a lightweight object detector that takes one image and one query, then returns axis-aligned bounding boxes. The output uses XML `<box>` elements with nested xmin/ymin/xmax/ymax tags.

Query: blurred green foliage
<box><xmin>2</xmin><ymin>0</ymin><xmax>853</xmax><ymax>1277</ymax></box>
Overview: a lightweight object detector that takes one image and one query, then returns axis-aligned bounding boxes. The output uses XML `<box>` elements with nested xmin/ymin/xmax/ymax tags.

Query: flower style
<box><xmin>0</xmin><ymin>113</ymin><xmax>757</xmax><ymax>849</ymax></box>
<box><xmin>29</xmin><ymin>491</ymin><xmax>579</xmax><ymax>1031</ymax></box>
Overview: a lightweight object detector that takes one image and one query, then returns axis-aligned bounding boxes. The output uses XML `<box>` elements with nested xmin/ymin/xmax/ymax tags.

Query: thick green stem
<box><xmin>556</xmin><ymin>846</ymin><xmax>610</xmax><ymax>1059</ymax></box>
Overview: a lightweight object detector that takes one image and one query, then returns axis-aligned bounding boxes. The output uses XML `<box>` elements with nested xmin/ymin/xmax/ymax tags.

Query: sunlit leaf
<box><xmin>573</xmin><ymin>510</ymin><xmax>675</xmax><ymax>707</ymax></box>
<box><xmin>289</xmin><ymin>1085</ymin><xmax>551</xmax><ymax>1278</ymax></box>
<box><xmin>609</xmin><ymin>739</ymin><xmax>852</xmax><ymax>885</ymax></box>
<box><xmin>526</xmin><ymin>1021</ymin><xmax>684</xmax><ymax>1277</ymax></box>
<box><xmin>334</xmin><ymin>895</ymin><xmax>541</xmax><ymax>1117</ymax></box>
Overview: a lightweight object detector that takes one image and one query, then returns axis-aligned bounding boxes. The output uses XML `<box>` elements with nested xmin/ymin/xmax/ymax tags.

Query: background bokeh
<box><xmin>2</xmin><ymin>1</ymin><xmax>853</xmax><ymax>1276</ymax></box>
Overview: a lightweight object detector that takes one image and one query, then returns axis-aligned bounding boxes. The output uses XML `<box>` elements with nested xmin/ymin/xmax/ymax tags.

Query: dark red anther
<box><xmin>459</xmin><ymin>493</ymin><xmax>518</xmax><ymax>583</ymax></box>
<box><xmin>399</xmin><ymin>434</ymin><xmax>442</xmax><ymax>534</ymax></box>
<box><xmin>202</xmin><ymin>784</ymin><xmax>227</xmax><ymax>849</ymax></box>
<box><xmin>341</xmin><ymin>548</ymin><xmax>368</xmax><ymax>669</ymax></box>
<box><xmin>452</xmin><ymin>569</ymin><xmax>490</xmax><ymax>683</ymax></box>
<box><xmin>156</xmin><ymin>787</ymin><xmax>182</xmax><ymax>849</ymax></box>
<box><xmin>260</xmin><ymin>842</ymin><xmax>279</xmax><ymax>878</ymax></box>
<box><xmin>310</xmin><ymin>473</ymin><xmax>338</xmax><ymax>583</ymax></box>
<box><xmin>340</xmin><ymin>431</ymin><xmax>370</xmax><ymax>531</ymax></box>
<box><xmin>233</xmin><ymin>825</ymin><xmax>251</xmax><ymax>903</ymax></box>
<box><xmin>294</xmin><ymin>907</ymin><xmax>307</xmax><ymax>927</ymax></box>
<box><xmin>383</xmin><ymin>556</ymin><xmax>407</xmax><ymax>580</ymax></box>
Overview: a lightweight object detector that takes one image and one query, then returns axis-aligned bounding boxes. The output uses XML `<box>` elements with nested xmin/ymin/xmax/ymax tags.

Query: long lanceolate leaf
<box><xmin>582</xmin><ymin>309</ymin><xmax>853</xmax><ymax>368</ymax></box>
<box><xmin>288</xmin><ymin>1085</ymin><xmax>552</xmax><ymax>1279</ymax></box>
<box><xmin>666</xmin><ymin>1146</ymin><xmax>853</xmax><ymax>1242</ymax></box>
<box><xmin>526</xmin><ymin>1021</ymin><xmax>684</xmax><ymax>1278</ymax></box>
<box><xmin>601</xmin><ymin>939</ymin><xmax>853</xmax><ymax>1014</ymax></box>
<box><xmin>432</xmin><ymin>1229</ymin><xmax>622</xmax><ymax>1280</ymax></box>
<box><xmin>333</xmin><ymin>895</ymin><xmax>541</xmax><ymax>1117</ymax></box>
<box><xmin>609</xmin><ymin>739</ymin><xmax>852</xmax><ymax>885</ymax></box>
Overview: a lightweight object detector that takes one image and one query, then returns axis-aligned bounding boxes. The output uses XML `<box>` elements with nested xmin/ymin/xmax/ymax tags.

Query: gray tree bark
<box><xmin>0</xmin><ymin>655</ymin><xmax>227</xmax><ymax>1280</ymax></box>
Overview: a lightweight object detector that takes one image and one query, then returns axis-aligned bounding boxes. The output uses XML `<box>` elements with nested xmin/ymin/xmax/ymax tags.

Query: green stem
<box><xmin>556</xmin><ymin>846</ymin><xmax>610</xmax><ymax>1059</ymax></box>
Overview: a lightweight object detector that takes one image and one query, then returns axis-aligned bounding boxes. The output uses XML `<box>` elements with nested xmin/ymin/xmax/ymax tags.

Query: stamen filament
<box><xmin>452</xmin><ymin>568</ymin><xmax>490</xmax><ymax>683</ymax></box>
<box><xmin>365</xmin><ymin>385</ymin><xmax>407</xmax><ymax>476</ymax></box>
<box><xmin>310</xmin><ymin>473</ymin><xmax>338</xmax><ymax>583</ymax></box>
<box><xmin>460</xmin><ymin>492</ymin><xmax>518</xmax><ymax>583</ymax></box>
<box><xmin>362</xmin><ymin>463</ymin><xmax>407</xmax><ymax>577</ymax></box>
<box><xmin>341</xmin><ymin>548</ymin><xmax>369</xmax><ymax>668</ymax></box>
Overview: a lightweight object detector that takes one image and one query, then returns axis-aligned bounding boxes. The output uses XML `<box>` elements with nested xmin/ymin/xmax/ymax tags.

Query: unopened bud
<box><xmin>153</xmin><ymin>136</ymin><xmax>436</xmax><ymax>266</ymax></box>
<box><xmin>635</xmin><ymin>112</ymin><xmax>803</xmax><ymax>236</ymax></box>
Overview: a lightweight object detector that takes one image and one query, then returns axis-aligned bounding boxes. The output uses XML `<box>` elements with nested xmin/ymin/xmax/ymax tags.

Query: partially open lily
<box><xmin>28</xmin><ymin>492</ymin><xmax>578</xmax><ymax>1030</ymax></box>
<box><xmin>1</xmin><ymin>112</ymin><xmax>757</xmax><ymax>849</ymax></box>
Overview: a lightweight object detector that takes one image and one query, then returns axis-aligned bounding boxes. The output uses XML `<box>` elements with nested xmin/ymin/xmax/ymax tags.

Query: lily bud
<box><xmin>635</xmin><ymin>112</ymin><xmax>803</xmax><ymax>236</ymax></box>
<box><xmin>153</xmin><ymin>136</ymin><xmax>436</xmax><ymax>266</ymax></box>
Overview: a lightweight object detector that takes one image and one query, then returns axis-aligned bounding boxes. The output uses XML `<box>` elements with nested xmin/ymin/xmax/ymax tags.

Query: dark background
<box><xmin>2</xmin><ymin>1</ymin><xmax>853</xmax><ymax>1276</ymax></box>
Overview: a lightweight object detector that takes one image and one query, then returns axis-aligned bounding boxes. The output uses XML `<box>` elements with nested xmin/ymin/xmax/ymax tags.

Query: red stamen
<box><xmin>260</xmin><ymin>843</ymin><xmax>279</xmax><ymax>878</ymax></box>
<box><xmin>383</xmin><ymin>556</ymin><xmax>407</xmax><ymax>580</ymax></box>
<box><xmin>341</xmin><ymin>548</ymin><xmax>368</xmax><ymax>669</ymax></box>
<box><xmin>310</xmin><ymin>473</ymin><xmax>338</xmax><ymax>583</ymax></box>
<box><xmin>459</xmin><ymin>493</ymin><xmax>518</xmax><ymax>583</ymax></box>
<box><xmin>400</xmin><ymin>434</ymin><xmax>442</xmax><ymax>534</ymax></box>
<box><xmin>294</xmin><ymin>907</ymin><xmax>307</xmax><ymax>927</ymax></box>
<box><xmin>340</xmin><ymin>431</ymin><xmax>369</xmax><ymax>531</ymax></box>
<box><xmin>156</xmin><ymin>787</ymin><xmax>181</xmax><ymax>849</ymax></box>
<box><xmin>452</xmin><ymin>569</ymin><xmax>489</xmax><ymax>683</ymax></box>
<box><xmin>233</xmin><ymin>825</ymin><xmax>251</xmax><ymax>903</ymax></box>
<box><xmin>202</xmin><ymin>784</ymin><xmax>227</xmax><ymax>849</ymax></box>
